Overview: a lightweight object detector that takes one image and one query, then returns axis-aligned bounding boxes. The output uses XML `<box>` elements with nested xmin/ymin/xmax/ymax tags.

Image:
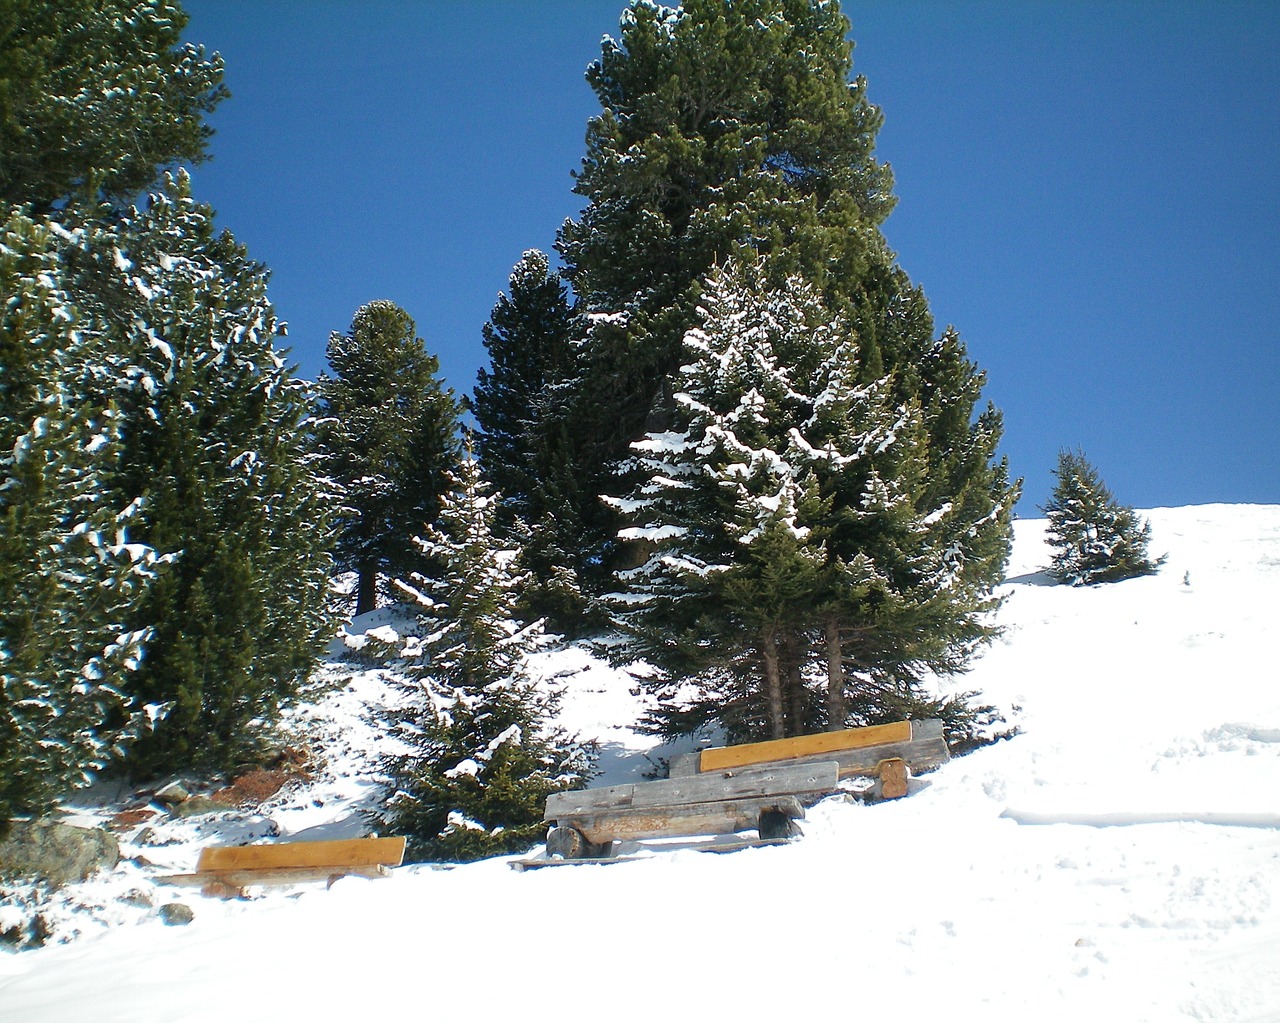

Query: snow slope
<box><xmin>1</xmin><ymin>505</ymin><xmax>1278</xmax><ymax>1022</ymax></box>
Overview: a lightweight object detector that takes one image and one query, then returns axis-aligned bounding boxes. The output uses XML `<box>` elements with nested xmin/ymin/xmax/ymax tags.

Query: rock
<box><xmin>119</xmin><ymin>888</ymin><xmax>155</xmax><ymax>908</ymax></box>
<box><xmin>0</xmin><ymin>819</ymin><xmax>119</xmax><ymax>887</ymax></box>
<box><xmin>158</xmin><ymin>902</ymin><xmax>194</xmax><ymax>926</ymax></box>
<box><xmin>169</xmin><ymin>795</ymin><xmax>230</xmax><ymax>818</ymax></box>
<box><xmin>153</xmin><ymin>781</ymin><xmax>190</xmax><ymax>807</ymax></box>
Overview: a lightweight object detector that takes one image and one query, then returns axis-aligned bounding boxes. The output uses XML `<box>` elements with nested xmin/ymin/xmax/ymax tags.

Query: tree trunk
<box><xmin>759</xmin><ymin>630</ymin><xmax>786</xmax><ymax>741</ymax></box>
<box><xmin>825</xmin><ymin>617</ymin><xmax>846</xmax><ymax>731</ymax></box>
<box><xmin>782</xmin><ymin>632</ymin><xmax>808</xmax><ymax>737</ymax></box>
<box><xmin>355</xmin><ymin>562</ymin><xmax>378</xmax><ymax>617</ymax></box>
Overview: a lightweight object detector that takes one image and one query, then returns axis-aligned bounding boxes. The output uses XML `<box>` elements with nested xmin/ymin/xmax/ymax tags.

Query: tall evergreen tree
<box><xmin>473</xmin><ymin>251</ymin><xmax>588</xmax><ymax>629</ymax></box>
<box><xmin>557</xmin><ymin>1</ymin><xmax>1017</xmax><ymax>740</ymax></box>
<box><xmin>0</xmin><ymin>211</ymin><xmax>163</xmax><ymax>830</ymax></box>
<box><xmin>1</xmin><ymin>2</ymin><xmax>327</xmax><ymax>791</ymax></box>
<box><xmin>378</xmin><ymin>451</ymin><xmax>594</xmax><ymax>862</ymax></box>
<box><xmin>55</xmin><ymin>176</ymin><xmax>336</xmax><ymax>777</ymax></box>
<box><xmin>0</xmin><ymin>0</ymin><xmax>227</xmax><ymax>212</ymax></box>
<box><xmin>316</xmin><ymin>301</ymin><xmax>462</xmax><ymax>616</ymax></box>
<box><xmin>1044</xmin><ymin>450</ymin><xmax>1164</xmax><ymax>586</ymax></box>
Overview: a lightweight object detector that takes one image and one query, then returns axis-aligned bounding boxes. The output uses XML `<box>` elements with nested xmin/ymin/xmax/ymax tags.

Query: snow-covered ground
<box><xmin>1</xmin><ymin>504</ymin><xmax>1278</xmax><ymax>1022</ymax></box>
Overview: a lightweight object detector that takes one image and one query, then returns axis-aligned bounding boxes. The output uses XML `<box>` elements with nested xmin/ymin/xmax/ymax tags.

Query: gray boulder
<box><xmin>158</xmin><ymin>902</ymin><xmax>194</xmax><ymax>926</ymax></box>
<box><xmin>0</xmin><ymin>819</ymin><xmax>120</xmax><ymax>886</ymax></box>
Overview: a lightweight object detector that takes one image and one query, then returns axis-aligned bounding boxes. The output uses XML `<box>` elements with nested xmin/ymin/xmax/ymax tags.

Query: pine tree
<box><xmin>60</xmin><ymin>176</ymin><xmax>337</xmax><ymax>777</ymax></box>
<box><xmin>315</xmin><ymin>301</ymin><xmax>462</xmax><ymax>616</ymax></box>
<box><xmin>472</xmin><ymin>251</ymin><xmax>589</xmax><ymax>630</ymax></box>
<box><xmin>0</xmin><ymin>211</ymin><xmax>163</xmax><ymax>830</ymax></box>
<box><xmin>1</xmin><ymin>3</ymin><xmax>334</xmax><ymax>786</ymax></box>
<box><xmin>607</xmin><ymin>259</ymin><xmax>871</xmax><ymax>740</ymax></box>
<box><xmin>608</xmin><ymin>256</ymin><xmax>1016</xmax><ymax>743</ymax></box>
<box><xmin>0</xmin><ymin>0</ymin><xmax>227</xmax><ymax>211</ymax></box>
<box><xmin>378</xmin><ymin>451</ymin><xmax>594</xmax><ymax>862</ymax></box>
<box><xmin>1044</xmin><ymin>450</ymin><xmax>1164</xmax><ymax>586</ymax></box>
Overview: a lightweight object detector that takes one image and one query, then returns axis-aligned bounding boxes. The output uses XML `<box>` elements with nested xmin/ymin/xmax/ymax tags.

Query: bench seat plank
<box><xmin>699</xmin><ymin>720</ymin><xmax>912</xmax><ymax>772</ymax></box>
<box><xmin>195</xmin><ymin>836</ymin><xmax>406</xmax><ymax>873</ymax></box>
<box><xmin>823</xmin><ymin>735</ymin><xmax>949</xmax><ymax>779</ymax></box>
<box><xmin>157</xmin><ymin>864</ymin><xmax>393</xmax><ymax>888</ymax></box>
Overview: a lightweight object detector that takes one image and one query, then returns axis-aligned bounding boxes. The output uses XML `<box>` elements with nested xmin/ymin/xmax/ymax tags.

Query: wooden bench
<box><xmin>535</xmin><ymin>759</ymin><xmax>841</xmax><ymax>863</ymax></box>
<box><xmin>518</xmin><ymin>719</ymin><xmax>949</xmax><ymax>868</ymax></box>
<box><xmin>668</xmin><ymin>718</ymin><xmax>949</xmax><ymax>799</ymax></box>
<box><xmin>157</xmin><ymin>836</ymin><xmax>407</xmax><ymax>897</ymax></box>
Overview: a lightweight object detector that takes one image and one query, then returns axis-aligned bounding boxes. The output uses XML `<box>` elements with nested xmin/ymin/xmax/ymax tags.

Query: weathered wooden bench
<box><xmin>157</xmin><ymin>836</ymin><xmax>407</xmax><ymax>897</ymax></box>
<box><xmin>537</xmin><ymin>759</ymin><xmax>842</xmax><ymax>864</ymax></box>
<box><xmin>518</xmin><ymin>719</ymin><xmax>949</xmax><ymax>868</ymax></box>
<box><xmin>669</xmin><ymin>718</ymin><xmax>949</xmax><ymax>799</ymax></box>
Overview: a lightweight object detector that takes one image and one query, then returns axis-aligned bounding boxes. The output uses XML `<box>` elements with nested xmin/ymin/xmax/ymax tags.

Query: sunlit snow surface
<box><xmin>2</xmin><ymin>505</ymin><xmax>1278</xmax><ymax>1021</ymax></box>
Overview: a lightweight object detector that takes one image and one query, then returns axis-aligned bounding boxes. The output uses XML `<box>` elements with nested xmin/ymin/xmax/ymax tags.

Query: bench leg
<box><xmin>757</xmin><ymin>808</ymin><xmax>802</xmax><ymax>841</ymax></box>
<box><xmin>875</xmin><ymin>757</ymin><xmax>909</xmax><ymax>800</ymax></box>
<box><xmin>546</xmin><ymin>825</ymin><xmax>614</xmax><ymax>860</ymax></box>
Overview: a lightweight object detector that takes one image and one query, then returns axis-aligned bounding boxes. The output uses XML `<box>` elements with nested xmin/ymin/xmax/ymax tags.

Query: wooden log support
<box><xmin>553</xmin><ymin>795</ymin><xmax>807</xmax><ymax>847</ymax></box>
<box><xmin>545</xmin><ymin>761</ymin><xmax>838</xmax><ymax>821</ymax></box>
<box><xmin>543</xmin><ymin>762</ymin><xmax>839</xmax><ymax>857</ymax></box>
<box><xmin>875</xmin><ymin>757</ymin><xmax>909</xmax><ymax>800</ymax></box>
<box><xmin>545</xmin><ymin>826</ymin><xmax>614</xmax><ymax>861</ymax></box>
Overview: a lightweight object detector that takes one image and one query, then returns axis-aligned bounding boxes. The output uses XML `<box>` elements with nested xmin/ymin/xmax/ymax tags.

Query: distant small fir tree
<box><xmin>378</xmin><ymin>451</ymin><xmax>594</xmax><ymax>862</ymax></box>
<box><xmin>1043</xmin><ymin>450</ymin><xmax>1165</xmax><ymax>586</ymax></box>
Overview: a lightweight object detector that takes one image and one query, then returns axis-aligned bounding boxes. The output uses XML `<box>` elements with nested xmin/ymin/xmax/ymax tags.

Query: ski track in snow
<box><xmin>1</xmin><ymin>504</ymin><xmax>1278</xmax><ymax>1022</ymax></box>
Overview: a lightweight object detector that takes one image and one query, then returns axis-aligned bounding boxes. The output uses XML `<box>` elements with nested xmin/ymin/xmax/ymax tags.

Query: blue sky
<box><xmin>181</xmin><ymin>1</ymin><xmax>1279</xmax><ymax>512</ymax></box>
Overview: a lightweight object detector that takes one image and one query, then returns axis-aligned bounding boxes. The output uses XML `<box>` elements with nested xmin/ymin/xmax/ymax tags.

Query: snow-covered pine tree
<box><xmin>473</xmin><ymin>251</ymin><xmax>589</xmax><ymax>630</ymax></box>
<box><xmin>2</xmin><ymin>5</ymin><xmax>333</xmax><ymax>784</ymax></box>
<box><xmin>379</xmin><ymin>450</ymin><xmax>594</xmax><ymax>862</ymax></box>
<box><xmin>1044</xmin><ymin>450</ymin><xmax>1164</xmax><ymax>586</ymax></box>
<box><xmin>0</xmin><ymin>0</ymin><xmax>227</xmax><ymax>211</ymax></box>
<box><xmin>61</xmin><ymin>175</ymin><xmax>336</xmax><ymax>778</ymax></box>
<box><xmin>316</xmin><ymin>301</ymin><xmax>462</xmax><ymax>616</ymax></box>
<box><xmin>0</xmin><ymin>212</ymin><xmax>163</xmax><ymax>830</ymax></box>
<box><xmin>607</xmin><ymin>258</ymin><xmax>888</xmax><ymax>741</ymax></box>
<box><xmin>550</xmin><ymin>4</ymin><xmax>1018</xmax><ymax>685</ymax></box>
<box><xmin>608</xmin><ymin>255</ymin><xmax>1015</xmax><ymax>744</ymax></box>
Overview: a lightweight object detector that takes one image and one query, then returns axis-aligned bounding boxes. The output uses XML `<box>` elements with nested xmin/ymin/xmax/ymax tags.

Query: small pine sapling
<box><xmin>377</xmin><ymin>450</ymin><xmax>595</xmax><ymax>862</ymax></box>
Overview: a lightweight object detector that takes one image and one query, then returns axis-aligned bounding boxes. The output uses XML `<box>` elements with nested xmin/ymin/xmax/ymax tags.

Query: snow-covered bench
<box><xmin>157</xmin><ymin>836</ymin><xmax>406</xmax><ymax>897</ymax></box>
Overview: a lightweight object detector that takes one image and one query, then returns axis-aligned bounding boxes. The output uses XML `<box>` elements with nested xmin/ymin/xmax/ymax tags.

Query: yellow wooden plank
<box><xmin>698</xmin><ymin>721</ymin><xmax>913</xmax><ymax>772</ymax></box>
<box><xmin>196</xmin><ymin>836</ymin><xmax>406</xmax><ymax>872</ymax></box>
